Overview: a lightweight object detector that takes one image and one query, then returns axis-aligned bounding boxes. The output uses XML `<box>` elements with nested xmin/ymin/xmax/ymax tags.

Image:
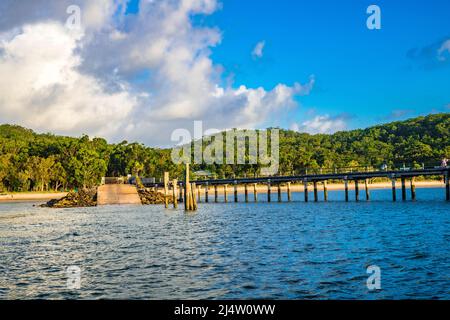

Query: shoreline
<box><xmin>0</xmin><ymin>180</ymin><xmax>445</xmax><ymax>203</ymax></box>
<box><xmin>0</xmin><ymin>192</ymin><xmax>68</xmax><ymax>202</ymax></box>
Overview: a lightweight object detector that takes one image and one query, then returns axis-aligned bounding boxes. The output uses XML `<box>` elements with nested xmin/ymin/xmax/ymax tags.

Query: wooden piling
<box><xmin>445</xmin><ymin>173</ymin><xmax>449</xmax><ymax>201</ymax></box>
<box><xmin>411</xmin><ymin>178</ymin><xmax>416</xmax><ymax>201</ymax></box>
<box><xmin>234</xmin><ymin>182</ymin><xmax>238</xmax><ymax>203</ymax></box>
<box><xmin>355</xmin><ymin>180</ymin><xmax>359</xmax><ymax>202</ymax></box>
<box><xmin>224</xmin><ymin>184</ymin><xmax>228</xmax><ymax>203</ymax></box>
<box><xmin>254</xmin><ymin>183</ymin><xmax>258</xmax><ymax>202</ymax></box>
<box><xmin>205</xmin><ymin>183</ymin><xmax>209</xmax><ymax>203</ymax></box>
<box><xmin>164</xmin><ymin>172</ymin><xmax>169</xmax><ymax>208</ymax></box>
<box><xmin>391</xmin><ymin>178</ymin><xmax>397</xmax><ymax>202</ymax></box>
<box><xmin>214</xmin><ymin>185</ymin><xmax>218</xmax><ymax>203</ymax></box>
<box><xmin>313</xmin><ymin>181</ymin><xmax>318</xmax><ymax>202</ymax></box>
<box><xmin>401</xmin><ymin>178</ymin><xmax>406</xmax><ymax>201</ymax></box>
<box><xmin>172</xmin><ymin>179</ymin><xmax>178</xmax><ymax>209</ymax></box>
<box><xmin>184</xmin><ymin>164</ymin><xmax>192</xmax><ymax>211</ymax></box>
<box><xmin>267</xmin><ymin>182</ymin><xmax>271</xmax><ymax>202</ymax></box>
<box><xmin>287</xmin><ymin>182</ymin><xmax>292</xmax><ymax>202</ymax></box>
<box><xmin>304</xmin><ymin>180</ymin><xmax>309</xmax><ymax>202</ymax></box>
<box><xmin>323</xmin><ymin>181</ymin><xmax>328</xmax><ymax>202</ymax></box>
<box><xmin>278</xmin><ymin>184</ymin><xmax>282</xmax><ymax>202</ymax></box>
<box><xmin>244</xmin><ymin>184</ymin><xmax>249</xmax><ymax>202</ymax></box>
<box><xmin>344</xmin><ymin>179</ymin><xmax>349</xmax><ymax>202</ymax></box>
<box><xmin>365</xmin><ymin>179</ymin><xmax>370</xmax><ymax>201</ymax></box>
<box><xmin>192</xmin><ymin>183</ymin><xmax>198</xmax><ymax>210</ymax></box>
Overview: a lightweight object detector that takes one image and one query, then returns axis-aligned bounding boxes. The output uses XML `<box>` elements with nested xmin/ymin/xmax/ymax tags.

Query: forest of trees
<box><xmin>0</xmin><ymin>113</ymin><xmax>449</xmax><ymax>192</ymax></box>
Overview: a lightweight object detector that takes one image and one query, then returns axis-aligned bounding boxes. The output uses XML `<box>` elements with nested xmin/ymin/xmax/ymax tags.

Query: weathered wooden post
<box><xmin>205</xmin><ymin>182</ymin><xmax>209</xmax><ymax>203</ymax></box>
<box><xmin>172</xmin><ymin>179</ymin><xmax>178</xmax><ymax>209</ymax></box>
<box><xmin>267</xmin><ymin>181</ymin><xmax>271</xmax><ymax>202</ymax></box>
<box><xmin>355</xmin><ymin>180</ymin><xmax>359</xmax><ymax>202</ymax></box>
<box><xmin>192</xmin><ymin>183</ymin><xmax>198</xmax><ymax>210</ymax></box>
<box><xmin>401</xmin><ymin>178</ymin><xmax>406</xmax><ymax>201</ymax></box>
<box><xmin>278</xmin><ymin>184</ymin><xmax>282</xmax><ymax>202</ymax></box>
<box><xmin>178</xmin><ymin>183</ymin><xmax>184</xmax><ymax>203</ymax></box>
<box><xmin>244</xmin><ymin>184</ymin><xmax>249</xmax><ymax>202</ymax></box>
<box><xmin>197</xmin><ymin>185</ymin><xmax>201</xmax><ymax>203</ymax></box>
<box><xmin>254</xmin><ymin>183</ymin><xmax>258</xmax><ymax>202</ymax></box>
<box><xmin>164</xmin><ymin>172</ymin><xmax>169</xmax><ymax>208</ymax></box>
<box><xmin>234</xmin><ymin>182</ymin><xmax>238</xmax><ymax>202</ymax></box>
<box><xmin>391</xmin><ymin>178</ymin><xmax>397</xmax><ymax>202</ymax></box>
<box><xmin>344</xmin><ymin>179</ymin><xmax>349</xmax><ymax>202</ymax></box>
<box><xmin>411</xmin><ymin>178</ymin><xmax>416</xmax><ymax>201</ymax></box>
<box><xmin>214</xmin><ymin>185</ymin><xmax>218</xmax><ymax>203</ymax></box>
<box><xmin>304</xmin><ymin>180</ymin><xmax>309</xmax><ymax>202</ymax></box>
<box><xmin>313</xmin><ymin>181</ymin><xmax>318</xmax><ymax>202</ymax></box>
<box><xmin>224</xmin><ymin>184</ymin><xmax>228</xmax><ymax>203</ymax></box>
<box><xmin>365</xmin><ymin>179</ymin><xmax>370</xmax><ymax>201</ymax></box>
<box><xmin>445</xmin><ymin>172</ymin><xmax>449</xmax><ymax>201</ymax></box>
<box><xmin>184</xmin><ymin>164</ymin><xmax>192</xmax><ymax>211</ymax></box>
<box><xmin>323</xmin><ymin>181</ymin><xmax>328</xmax><ymax>202</ymax></box>
<box><xmin>287</xmin><ymin>182</ymin><xmax>292</xmax><ymax>202</ymax></box>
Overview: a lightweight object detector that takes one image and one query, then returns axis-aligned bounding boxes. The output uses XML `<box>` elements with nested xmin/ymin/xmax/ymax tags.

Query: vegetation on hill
<box><xmin>0</xmin><ymin>113</ymin><xmax>448</xmax><ymax>192</ymax></box>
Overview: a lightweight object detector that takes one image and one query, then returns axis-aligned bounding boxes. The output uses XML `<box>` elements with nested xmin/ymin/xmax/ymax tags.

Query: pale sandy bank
<box><xmin>0</xmin><ymin>192</ymin><xmax>68</xmax><ymax>202</ymax></box>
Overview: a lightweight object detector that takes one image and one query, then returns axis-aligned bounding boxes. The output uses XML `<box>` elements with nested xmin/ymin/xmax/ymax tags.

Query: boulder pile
<box><xmin>42</xmin><ymin>188</ymin><xmax>97</xmax><ymax>208</ymax></box>
<box><xmin>138</xmin><ymin>189</ymin><xmax>174</xmax><ymax>205</ymax></box>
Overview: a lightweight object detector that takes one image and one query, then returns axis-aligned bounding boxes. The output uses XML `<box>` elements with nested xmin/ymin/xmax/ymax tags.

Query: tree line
<box><xmin>0</xmin><ymin>113</ymin><xmax>448</xmax><ymax>192</ymax></box>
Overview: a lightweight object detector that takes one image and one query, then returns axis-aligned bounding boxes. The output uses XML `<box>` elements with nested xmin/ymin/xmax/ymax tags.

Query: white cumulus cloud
<box><xmin>291</xmin><ymin>115</ymin><xmax>348</xmax><ymax>134</ymax></box>
<box><xmin>0</xmin><ymin>0</ymin><xmax>314</xmax><ymax>146</ymax></box>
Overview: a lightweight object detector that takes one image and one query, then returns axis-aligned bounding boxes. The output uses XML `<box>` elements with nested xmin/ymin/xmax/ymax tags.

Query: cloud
<box><xmin>0</xmin><ymin>0</ymin><xmax>313</xmax><ymax>146</ymax></box>
<box><xmin>291</xmin><ymin>114</ymin><xmax>348</xmax><ymax>134</ymax></box>
<box><xmin>407</xmin><ymin>37</ymin><xmax>450</xmax><ymax>69</ymax></box>
<box><xmin>252</xmin><ymin>41</ymin><xmax>265</xmax><ymax>59</ymax></box>
<box><xmin>438</xmin><ymin>39</ymin><xmax>450</xmax><ymax>61</ymax></box>
<box><xmin>0</xmin><ymin>22</ymin><xmax>137</xmax><ymax>138</ymax></box>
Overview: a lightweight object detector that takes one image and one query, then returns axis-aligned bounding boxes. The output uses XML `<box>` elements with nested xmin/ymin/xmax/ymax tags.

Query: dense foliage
<box><xmin>0</xmin><ymin>113</ymin><xmax>448</xmax><ymax>192</ymax></box>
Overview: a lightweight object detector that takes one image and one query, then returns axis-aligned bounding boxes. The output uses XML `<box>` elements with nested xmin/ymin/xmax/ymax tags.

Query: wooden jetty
<box><xmin>145</xmin><ymin>166</ymin><xmax>450</xmax><ymax>207</ymax></box>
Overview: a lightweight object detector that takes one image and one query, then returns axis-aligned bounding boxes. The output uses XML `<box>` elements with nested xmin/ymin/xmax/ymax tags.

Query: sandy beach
<box><xmin>0</xmin><ymin>192</ymin><xmax>68</xmax><ymax>202</ymax></box>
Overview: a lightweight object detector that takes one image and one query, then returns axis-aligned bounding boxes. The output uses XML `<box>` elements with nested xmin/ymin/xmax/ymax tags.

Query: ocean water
<box><xmin>0</xmin><ymin>187</ymin><xmax>449</xmax><ymax>300</ymax></box>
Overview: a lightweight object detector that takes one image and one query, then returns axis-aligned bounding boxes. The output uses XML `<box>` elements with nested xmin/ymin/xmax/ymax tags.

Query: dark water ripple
<box><xmin>0</xmin><ymin>188</ymin><xmax>449</xmax><ymax>299</ymax></box>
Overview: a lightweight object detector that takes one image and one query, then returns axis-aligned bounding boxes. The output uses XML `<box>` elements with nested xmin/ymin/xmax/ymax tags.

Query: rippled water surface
<box><xmin>1</xmin><ymin>187</ymin><xmax>449</xmax><ymax>299</ymax></box>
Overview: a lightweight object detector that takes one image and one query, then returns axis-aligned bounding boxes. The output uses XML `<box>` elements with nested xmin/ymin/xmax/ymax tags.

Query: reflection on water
<box><xmin>0</xmin><ymin>188</ymin><xmax>449</xmax><ymax>299</ymax></box>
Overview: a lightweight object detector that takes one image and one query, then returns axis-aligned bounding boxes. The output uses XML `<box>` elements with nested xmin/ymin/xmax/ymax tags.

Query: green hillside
<box><xmin>0</xmin><ymin>113</ymin><xmax>449</xmax><ymax>192</ymax></box>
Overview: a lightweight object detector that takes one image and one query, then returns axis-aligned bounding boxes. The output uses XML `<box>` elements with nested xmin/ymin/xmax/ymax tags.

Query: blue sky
<box><xmin>201</xmin><ymin>0</ymin><xmax>450</xmax><ymax>129</ymax></box>
<box><xmin>0</xmin><ymin>0</ymin><xmax>449</xmax><ymax>145</ymax></box>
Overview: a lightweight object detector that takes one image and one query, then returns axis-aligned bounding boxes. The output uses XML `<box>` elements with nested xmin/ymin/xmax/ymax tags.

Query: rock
<box><xmin>41</xmin><ymin>188</ymin><xmax>97</xmax><ymax>208</ymax></box>
<box><xmin>138</xmin><ymin>189</ymin><xmax>174</xmax><ymax>205</ymax></box>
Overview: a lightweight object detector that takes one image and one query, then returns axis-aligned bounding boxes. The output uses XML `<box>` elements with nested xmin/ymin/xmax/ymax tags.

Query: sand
<box><xmin>0</xmin><ymin>192</ymin><xmax>68</xmax><ymax>202</ymax></box>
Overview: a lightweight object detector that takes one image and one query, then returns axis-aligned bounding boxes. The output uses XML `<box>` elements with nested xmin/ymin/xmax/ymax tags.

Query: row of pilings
<box><xmin>160</xmin><ymin>167</ymin><xmax>450</xmax><ymax>211</ymax></box>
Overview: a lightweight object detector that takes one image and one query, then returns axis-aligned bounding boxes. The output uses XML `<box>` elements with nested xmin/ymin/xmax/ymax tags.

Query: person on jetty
<box><xmin>441</xmin><ymin>158</ymin><xmax>448</xmax><ymax>168</ymax></box>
